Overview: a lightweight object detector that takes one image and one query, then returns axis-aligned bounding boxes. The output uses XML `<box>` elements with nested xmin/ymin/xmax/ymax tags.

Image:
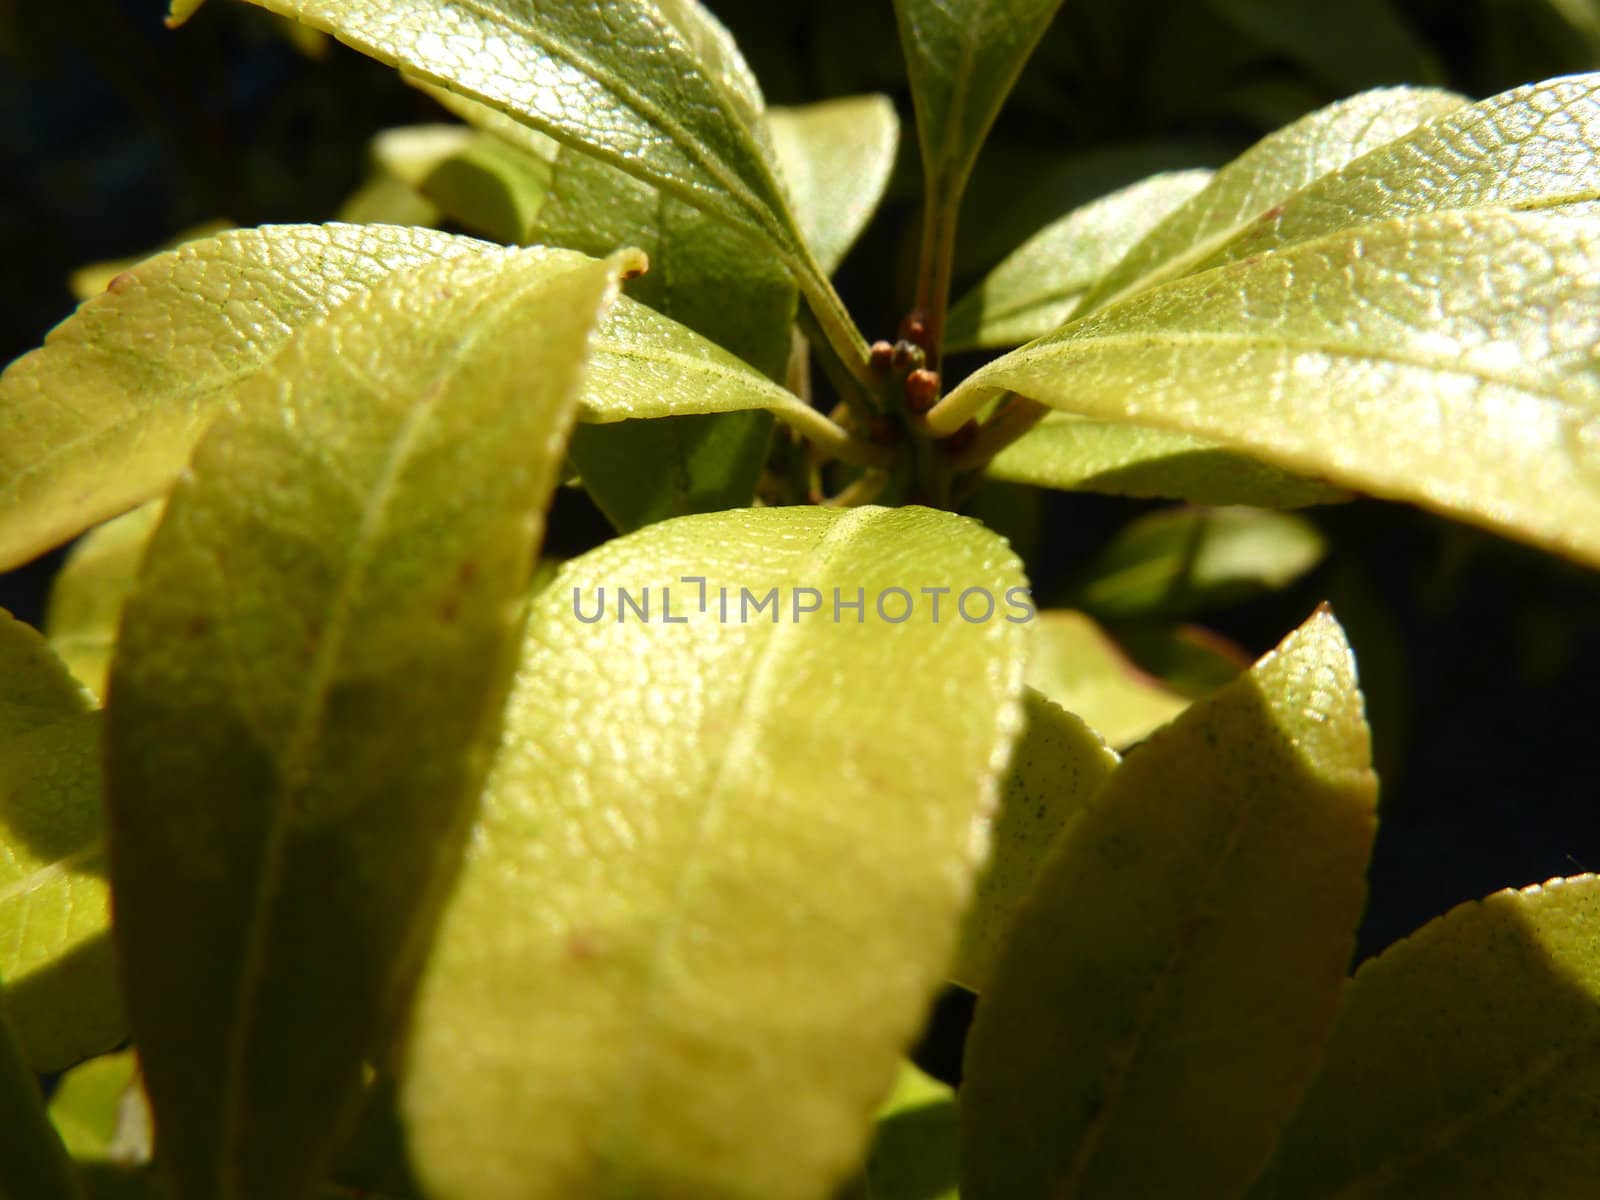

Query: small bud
<box><xmin>941</xmin><ymin>419</ymin><xmax>979</xmax><ymax>456</ymax></box>
<box><xmin>891</xmin><ymin>339</ymin><xmax>926</xmax><ymax>373</ymax></box>
<box><xmin>904</xmin><ymin>368</ymin><xmax>941</xmax><ymax>414</ymax></box>
<box><xmin>898</xmin><ymin>309</ymin><xmax>929</xmax><ymax>350</ymax></box>
<box><xmin>868</xmin><ymin>341</ymin><xmax>895</xmax><ymax>372</ymax></box>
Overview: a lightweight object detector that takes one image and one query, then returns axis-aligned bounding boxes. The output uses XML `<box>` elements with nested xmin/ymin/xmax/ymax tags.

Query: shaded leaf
<box><xmin>951</xmin><ymin>690</ymin><xmax>1117</xmax><ymax>992</ymax></box>
<box><xmin>768</xmin><ymin>95</ymin><xmax>899</xmax><ymax>275</ymax></box>
<box><xmin>946</xmin><ymin>169</ymin><xmax>1213</xmax><ymax>351</ymax></box>
<box><xmin>0</xmin><ymin>712</ymin><xmax>120</xmax><ymax>1072</ymax></box>
<box><xmin>46</xmin><ymin>503</ymin><xmax>164</xmax><ymax>700</ymax></box>
<box><xmin>420</xmin><ymin>135</ymin><xmax>554</xmax><ymax>245</ymax></box>
<box><xmin>401</xmin><ymin>505</ymin><xmax>1029</xmax><ymax>1200</ymax></box>
<box><xmin>1205</xmin><ymin>0</ymin><xmax>1439</xmax><ymax>93</ymax></box>
<box><xmin>1025</xmin><ymin>610</ymin><xmax>1196</xmax><ymax>749</ymax></box>
<box><xmin>1072</xmin><ymin>505</ymin><xmax>1327</xmax><ymax>620</ymax></box>
<box><xmin>939</xmin><ymin>210</ymin><xmax>1600</xmax><ymax>568</ymax></box>
<box><xmin>844</xmin><ymin>1062</ymin><xmax>960</xmax><ymax>1200</ymax></box>
<box><xmin>1077</xmin><ymin>86</ymin><xmax>1464</xmax><ymax>313</ymax></box>
<box><xmin>0</xmin><ymin>223</ymin><xmax>497</xmax><ymax>571</ymax></box>
<box><xmin>986</xmin><ymin>414</ymin><xmax>1349</xmax><ymax>509</ymax></box>
<box><xmin>0</xmin><ymin>611</ymin><xmax>90</xmax><ymax>741</ymax></box>
<box><xmin>960</xmin><ymin>609</ymin><xmax>1378</xmax><ymax>1200</ymax></box>
<box><xmin>0</xmin><ymin>984</ymin><xmax>80</xmax><ymax>1200</ymax></box>
<box><xmin>1247</xmin><ymin>874</ymin><xmax>1600</xmax><ymax>1199</ymax></box>
<box><xmin>106</xmin><ymin>247</ymin><xmax>631</xmax><ymax>1200</ymax></box>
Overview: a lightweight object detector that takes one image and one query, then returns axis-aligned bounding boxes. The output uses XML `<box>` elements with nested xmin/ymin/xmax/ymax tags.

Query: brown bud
<box><xmin>891</xmin><ymin>339</ymin><xmax>926</xmax><ymax>373</ymax></box>
<box><xmin>868</xmin><ymin>340</ymin><xmax>895</xmax><ymax>372</ymax></box>
<box><xmin>898</xmin><ymin>308</ymin><xmax>929</xmax><ymax>350</ymax></box>
<box><xmin>941</xmin><ymin>419</ymin><xmax>979</xmax><ymax>456</ymax></box>
<box><xmin>903</xmin><ymin>368</ymin><xmax>941</xmax><ymax>414</ymax></box>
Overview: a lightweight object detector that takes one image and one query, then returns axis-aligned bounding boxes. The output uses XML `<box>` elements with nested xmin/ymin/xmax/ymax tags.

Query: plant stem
<box><xmin>949</xmin><ymin>394</ymin><xmax>1050</xmax><ymax>472</ymax></box>
<box><xmin>797</xmin><ymin>304</ymin><xmax>882</xmax><ymax>429</ymax></box>
<box><xmin>912</xmin><ymin>181</ymin><xmax>961</xmax><ymax>370</ymax></box>
<box><xmin>789</xmin><ymin>251</ymin><xmax>876</xmax><ymax>394</ymax></box>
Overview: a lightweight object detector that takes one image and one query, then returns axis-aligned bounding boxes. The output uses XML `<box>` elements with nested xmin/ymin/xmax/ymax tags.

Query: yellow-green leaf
<box><xmin>48</xmin><ymin>1051</ymin><xmax>149</xmax><ymax>1166</ymax></box>
<box><xmin>844</xmin><ymin>1062</ymin><xmax>960</xmax><ymax>1200</ymax></box>
<box><xmin>1025</xmin><ymin>610</ymin><xmax>1197</xmax><ymax>749</ymax></box>
<box><xmin>45</xmin><ymin>503</ymin><xmax>164</xmax><ymax>700</ymax></box>
<box><xmin>0</xmin><ymin>223</ymin><xmax>497</xmax><ymax>570</ymax></box>
<box><xmin>1072</xmin><ymin>505</ymin><xmax>1327</xmax><ymax>620</ymax></box>
<box><xmin>401</xmin><ymin>505</ymin><xmax>1029</xmax><ymax>1200</ymax></box>
<box><xmin>105</xmin><ymin>246</ymin><xmax>632</xmax><ymax>1200</ymax></box>
<box><xmin>1247</xmin><ymin>874</ymin><xmax>1600</xmax><ymax>1198</ymax></box>
<box><xmin>1078</xmin><ymin>86</ymin><xmax>1464</xmax><ymax>314</ymax></box>
<box><xmin>951</xmin><ymin>689</ymin><xmax>1118</xmax><ymax>992</ymax></box>
<box><xmin>960</xmin><ymin>609</ymin><xmax>1378</xmax><ymax>1200</ymax></box>
<box><xmin>769</xmin><ymin>95</ymin><xmax>899</xmax><ymax>276</ymax></box>
<box><xmin>0</xmin><ymin>712</ymin><xmax>119</xmax><ymax>1072</ymax></box>
<box><xmin>0</xmin><ymin>984</ymin><xmax>79</xmax><ymax>1200</ymax></box>
<box><xmin>987</xmin><ymin>414</ymin><xmax>1349</xmax><ymax>508</ymax></box>
<box><xmin>67</xmin><ymin>222</ymin><xmax>235</xmax><ymax>303</ymax></box>
<box><xmin>0</xmin><ymin>611</ymin><xmax>90</xmax><ymax>741</ymax></box>
<box><xmin>947</xmin><ymin>169</ymin><xmax>1214</xmax><ymax>351</ymax></box>
<box><xmin>938</xmin><ymin>209</ymin><xmax>1600</xmax><ymax>568</ymax></box>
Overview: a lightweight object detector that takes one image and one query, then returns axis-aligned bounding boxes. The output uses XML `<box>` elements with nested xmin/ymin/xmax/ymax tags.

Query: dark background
<box><xmin>2</xmin><ymin>0</ymin><xmax>1597</xmax><ymax>963</ymax></box>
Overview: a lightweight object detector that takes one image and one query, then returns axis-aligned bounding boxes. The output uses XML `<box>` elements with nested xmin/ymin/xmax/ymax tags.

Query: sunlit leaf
<box><xmin>1025</xmin><ymin>610</ymin><xmax>1196</xmax><ymax>749</ymax></box>
<box><xmin>951</xmin><ymin>689</ymin><xmax>1117</xmax><ymax>992</ymax></box>
<box><xmin>68</xmin><ymin>222</ymin><xmax>235</xmax><ymax>303</ymax></box>
<box><xmin>960</xmin><ymin>609</ymin><xmax>1378</xmax><ymax>1199</ymax></box>
<box><xmin>0</xmin><ymin>711</ymin><xmax>119</xmax><ymax>1072</ymax></box>
<box><xmin>0</xmin><ymin>983</ymin><xmax>79</xmax><ymax>1200</ymax></box>
<box><xmin>49</xmin><ymin>1051</ymin><xmax>149</xmax><ymax>1166</ymax></box>
<box><xmin>939</xmin><ymin>210</ymin><xmax>1600</xmax><ymax>568</ymax></box>
<box><xmin>45</xmin><ymin>503</ymin><xmax>163</xmax><ymax>700</ymax></box>
<box><xmin>0</xmin><ymin>223</ymin><xmax>498</xmax><ymax>571</ymax></box>
<box><xmin>1247</xmin><ymin>874</ymin><xmax>1600</xmax><ymax>1198</ymax></box>
<box><xmin>401</xmin><ymin>505</ymin><xmax>1029</xmax><ymax>1200</ymax></box>
<box><xmin>986</xmin><ymin>414</ymin><xmax>1349</xmax><ymax>508</ymax></box>
<box><xmin>768</xmin><ymin>95</ymin><xmax>899</xmax><ymax>275</ymax></box>
<box><xmin>105</xmin><ymin>247</ymin><xmax>632</xmax><ymax>1200</ymax></box>
<box><xmin>1072</xmin><ymin>505</ymin><xmax>1327</xmax><ymax>620</ymax></box>
<box><xmin>946</xmin><ymin>170</ymin><xmax>1213</xmax><ymax>351</ymax></box>
<box><xmin>1182</xmin><ymin>74</ymin><xmax>1600</xmax><ymax>278</ymax></box>
<box><xmin>0</xmin><ymin>611</ymin><xmax>90</xmax><ymax>740</ymax></box>
<box><xmin>1077</xmin><ymin>86</ymin><xmax>1464</xmax><ymax>313</ymax></box>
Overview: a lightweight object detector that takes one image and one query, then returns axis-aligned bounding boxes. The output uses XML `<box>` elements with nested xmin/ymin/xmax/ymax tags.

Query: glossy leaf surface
<box><xmin>1077</xmin><ymin>86</ymin><xmax>1464</xmax><ymax>313</ymax></box>
<box><xmin>106</xmin><ymin>247</ymin><xmax>629</xmax><ymax>1200</ymax></box>
<box><xmin>961</xmin><ymin>609</ymin><xmax>1378</xmax><ymax>1199</ymax></box>
<box><xmin>402</xmin><ymin>505</ymin><xmax>1028</xmax><ymax>1200</ymax></box>
<box><xmin>986</xmin><ymin>415</ymin><xmax>1348</xmax><ymax>508</ymax></box>
<box><xmin>946</xmin><ymin>169</ymin><xmax>1213</xmax><ymax>351</ymax></box>
<box><xmin>768</xmin><ymin>95</ymin><xmax>899</xmax><ymax>275</ymax></box>
<box><xmin>951</xmin><ymin>690</ymin><xmax>1117</xmax><ymax>992</ymax></box>
<box><xmin>0</xmin><ymin>224</ymin><xmax>493</xmax><ymax>570</ymax></box>
<box><xmin>942</xmin><ymin>210</ymin><xmax>1600</xmax><ymax>568</ymax></box>
<box><xmin>1248</xmin><ymin>874</ymin><xmax>1600</xmax><ymax>1198</ymax></box>
<box><xmin>46</xmin><ymin>504</ymin><xmax>164</xmax><ymax>699</ymax></box>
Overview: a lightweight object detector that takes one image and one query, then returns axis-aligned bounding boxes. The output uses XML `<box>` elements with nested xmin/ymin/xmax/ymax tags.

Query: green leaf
<box><xmin>0</xmin><ymin>984</ymin><xmax>80</xmax><ymax>1200</ymax></box>
<box><xmin>105</xmin><ymin>246</ymin><xmax>632</xmax><ymax>1200</ymax></box>
<box><xmin>420</xmin><ymin>135</ymin><xmax>555</xmax><ymax>246</ymax></box>
<box><xmin>0</xmin><ymin>223</ymin><xmax>499</xmax><ymax>571</ymax></box>
<box><xmin>0</xmin><ymin>711</ymin><xmax>120</xmax><ymax>1072</ymax></box>
<box><xmin>241</xmin><ymin>0</ymin><xmax>826</xmax><ymax>292</ymax></box>
<box><xmin>768</xmin><ymin>95</ymin><xmax>899</xmax><ymax>276</ymax></box>
<box><xmin>1024</xmin><ymin>610</ymin><xmax>1197</xmax><ymax>749</ymax></box>
<box><xmin>0</xmin><ymin>611</ymin><xmax>90</xmax><ymax>741</ymax></box>
<box><xmin>48</xmin><ymin>1051</ymin><xmax>149</xmax><ymax>1165</ymax></box>
<box><xmin>893</xmin><ymin>0</ymin><xmax>1066</xmax><ymax>347</ymax></box>
<box><xmin>1076</xmin><ymin>86</ymin><xmax>1465</xmax><ymax>314</ymax></box>
<box><xmin>45</xmin><ymin>503</ymin><xmax>164</xmax><ymax>700</ymax></box>
<box><xmin>1072</xmin><ymin>505</ymin><xmax>1326</xmax><ymax>621</ymax></box>
<box><xmin>987</xmin><ymin>414</ymin><xmax>1349</xmax><ymax>508</ymax></box>
<box><xmin>940</xmin><ymin>209</ymin><xmax>1600</xmax><ymax>568</ymax></box>
<box><xmin>946</xmin><ymin>169</ymin><xmax>1214</xmax><ymax>351</ymax></box>
<box><xmin>960</xmin><ymin>609</ymin><xmax>1378</xmax><ymax>1200</ymax></box>
<box><xmin>846</xmin><ymin>1062</ymin><xmax>960</xmax><ymax>1200</ymax></box>
<box><xmin>400</xmin><ymin>505</ymin><xmax>1029</xmax><ymax>1200</ymax></box>
<box><xmin>424</xmin><ymin>84</ymin><xmax>802</xmax><ymax>530</ymax></box>
<box><xmin>951</xmin><ymin>689</ymin><xmax>1117</xmax><ymax>992</ymax></box>
<box><xmin>1248</xmin><ymin>873</ymin><xmax>1600</xmax><ymax>1197</ymax></box>
<box><xmin>1179</xmin><ymin>74</ymin><xmax>1600</xmax><ymax>276</ymax></box>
